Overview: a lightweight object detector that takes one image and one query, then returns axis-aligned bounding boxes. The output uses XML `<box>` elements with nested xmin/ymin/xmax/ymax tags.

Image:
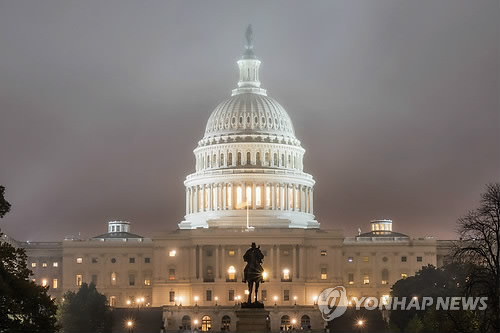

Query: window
<box><xmin>348</xmin><ymin>257</ymin><xmax>353</xmax><ymax>263</ymax></box>
<box><xmin>348</xmin><ymin>273</ymin><xmax>354</xmax><ymax>284</ymax></box>
<box><xmin>145</xmin><ymin>257</ymin><xmax>151</xmax><ymax>263</ymax></box>
<box><xmin>201</xmin><ymin>315</ymin><xmax>212</xmax><ymax>332</ymax></box>
<box><xmin>111</xmin><ymin>272</ymin><xmax>117</xmax><ymax>285</ymax></box>
<box><xmin>109</xmin><ymin>296</ymin><xmax>116</xmax><ymax>307</ymax></box>
<box><xmin>76</xmin><ymin>274</ymin><xmax>82</xmax><ymax>286</ymax></box>
<box><xmin>169</xmin><ymin>291</ymin><xmax>175</xmax><ymax>302</ymax></box>
<box><xmin>228</xmin><ymin>250</ymin><xmax>235</xmax><ymax>256</ymax></box>
<box><xmin>382</xmin><ymin>269</ymin><xmax>389</xmax><ymax>285</ymax></box>
<box><xmin>281</xmin><ymin>315</ymin><xmax>291</xmax><ymax>331</ymax></box>
<box><xmin>363</xmin><ymin>256</ymin><xmax>369</xmax><ymax>262</ymax></box>
<box><xmin>181</xmin><ymin>316</ymin><xmax>191</xmax><ymax>330</ymax></box>
<box><xmin>53</xmin><ymin>262</ymin><xmax>58</xmax><ymax>267</ymax></box>
<box><xmin>206</xmin><ymin>249</ymin><xmax>213</xmax><ymax>257</ymax></box>
<box><xmin>301</xmin><ymin>315</ymin><xmax>311</xmax><ymax>329</ymax></box>
<box><xmin>321</xmin><ymin>267</ymin><xmax>327</xmax><ymax>280</ymax></box>
<box><xmin>144</xmin><ymin>278</ymin><xmax>151</xmax><ymax>286</ymax></box>
<box><xmin>401</xmin><ymin>273</ymin><xmax>408</xmax><ymax>279</ymax></box>
<box><xmin>169</xmin><ymin>250</ymin><xmax>176</xmax><ymax>257</ymax></box>
<box><xmin>282</xmin><ymin>250</ymin><xmax>289</xmax><ymax>256</ymax></box>
<box><xmin>227</xmin><ymin>186</ymin><xmax>232</xmax><ymax>207</ymax></box>
<box><xmin>228</xmin><ymin>153</ymin><xmax>232</xmax><ymax>166</ymax></box>
<box><xmin>221</xmin><ymin>315</ymin><xmax>231</xmax><ymax>331</ymax></box>
<box><xmin>76</xmin><ymin>257</ymin><xmax>83</xmax><ymax>264</ymax></box>
<box><xmin>228</xmin><ymin>289</ymin><xmax>235</xmax><ymax>301</ymax></box>
<box><xmin>261</xmin><ymin>289</ymin><xmax>267</xmax><ymax>301</ymax></box>
<box><xmin>401</xmin><ymin>256</ymin><xmax>407</xmax><ymax>262</ymax></box>
<box><xmin>111</xmin><ymin>258</ymin><xmax>116</xmax><ymax>264</ymax></box>
<box><xmin>417</xmin><ymin>256</ymin><xmax>423</xmax><ymax>262</ymax></box>
<box><xmin>282</xmin><ymin>269</ymin><xmax>291</xmax><ymax>281</ymax></box>
<box><xmin>256</xmin><ymin>186</ymin><xmax>262</xmax><ymax>207</ymax></box>
<box><xmin>236</xmin><ymin>186</ymin><xmax>243</xmax><ymax>206</ymax></box>
<box><xmin>321</xmin><ymin>250</ymin><xmax>327</xmax><ymax>256</ymax></box>
<box><xmin>246</xmin><ymin>152</ymin><xmax>251</xmax><ymax>165</ymax></box>
<box><xmin>129</xmin><ymin>257</ymin><xmax>135</xmax><ymax>263</ymax></box>
<box><xmin>382</xmin><ymin>257</ymin><xmax>388</xmax><ymax>262</ymax></box>
<box><xmin>53</xmin><ymin>279</ymin><xmax>58</xmax><ymax>289</ymax></box>
<box><xmin>92</xmin><ymin>274</ymin><xmax>98</xmax><ymax>285</ymax></box>
<box><xmin>92</xmin><ymin>257</ymin><xmax>98</xmax><ymax>263</ymax></box>
<box><xmin>129</xmin><ymin>274</ymin><xmax>135</xmax><ymax>286</ymax></box>
<box><xmin>42</xmin><ymin>262</ymin><xmax>47</xmax><ymax>267</ymax></box>
<box><xmin>169</xmin><ymin>269</ymin><xmax>176</xmax><ymax>280</ymax></box>
<box><xmin>227</xmin><ymin>266</ymin><xmax>236</xmax><ymax>281</ymax></box>
<box><xmin>41</xmin><ymin>279</ymin><xmax>48</xmax><ymax>286</ymax></box>
<box><xmin>363</xmin><ymin>275</ymin><xmax>370</xmax><ymax>285</ymax></box>
<box><xmin>266</xmin><ymin>186</ymin><xmax>271</xmax><ymax>206</ymax></box>
<box><xmin>283</xmin><ymin>289</ymin><xmax>290</xmax><ymax>301</ymax></box>
<box><xmin>206</xmin><ymin>289</ymin><xmax>212</xmax><ymax>301</ymax></box>
<box><xmin>31</xmin><ymin>262</ymin><xmax>37</xmax><ymax>268</ymax></box>
<box><xmin>246</xmin><ymin>186</ymin><xmax>252</xmax><ymax>205</ymax></box>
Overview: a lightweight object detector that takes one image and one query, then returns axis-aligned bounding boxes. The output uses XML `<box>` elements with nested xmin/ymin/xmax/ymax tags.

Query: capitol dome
<box><xmin>179</xmin><ymin>26</ymin><xmax>318</xmax><ymax>230</ymax></box>
<box><xmin>203</xmin><ymin>93</ymin><xmax>296</xmax><ymax>140</ymax></box>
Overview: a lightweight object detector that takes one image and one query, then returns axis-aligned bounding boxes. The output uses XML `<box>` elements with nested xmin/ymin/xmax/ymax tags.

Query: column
<box><xmin>221</xmin><ymin>246</ymin><xmax>226</xmax><ymax>280</ymax></box>
<box><xmin>293</xmin><ymin>246</ymin><xmax>297</xmax><ymax>279</ymax></box>
<box><xmin>198</xmin><ymin>246</ymin><xmax>203</xmax><ymax>281</ymax></box>
<box><xmin>222</xmin><ymin>184</ymin><xmax>226</xmax><ymax>210</ymax></box>
<box><xmin>252</xmin><ymin>183</ymin><xmax>256</xmax><ymax>209</ymax></box>
<box><xmin>279</xmin><ymin>184</ymin><xmax>284</xmax><ymax>210</ymax></box>
<box><xmin>218</xmin><ymin>183</ymin><xmax>222</xmax><ymax>211</ymax></box>
<box><xmin>310</xmin><ymin>189</ymin><xmax>314</xmax><ymax>214</ymax></box>
<box><xmin>185</xmin><ymin>188</ymin><xmax>189</xmax><ymax>214</ymax></box>
<box><xmin>276</xmin><ymin>245</ymin><xmax>280</xmax><ymax>279</ymax></box>
<box><xmin>269</xmin><ymin>245</ymin><xmax>274</xmax><ymax>280</ymax></box>
<box><xmin>299</xmin><ymin>246</ymin><xmax>305</xmax><ymax>280</ymax></box>
<box><xmin>271</xmin><ymin>183</ymin><xmax>276</xmax><ymax>210</ymax></box>
<box><xmin>191</xmin><ymin>246</ymin><xmax>197</xmax><ymax>280</ymax></box>
<box><xmin>200</xmin><ymin>185</ymin><xmax>205</xmax><ymax>212</ymax></box>
<box><xmin>208</xmin><ymin>184</ymin><xmax>212</xmax><ymax>211</ymax></box>
<box><xmin>215</xmin><ymin>245</ymin><xmax>219</xmax><ymax>282</ymax></box>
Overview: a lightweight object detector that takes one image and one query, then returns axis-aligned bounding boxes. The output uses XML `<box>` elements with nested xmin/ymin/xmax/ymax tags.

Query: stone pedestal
<box><xmin>235</xmin><ymin>308</ymin><xmax>269</xmax><ymax>332</ymax></box>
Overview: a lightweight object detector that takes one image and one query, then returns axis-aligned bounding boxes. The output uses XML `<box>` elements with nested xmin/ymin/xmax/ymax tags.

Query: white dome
<box><xmin>203</xmin><ymin>93</ymin><xmax>296</xmax><ymax>140</ymax></box>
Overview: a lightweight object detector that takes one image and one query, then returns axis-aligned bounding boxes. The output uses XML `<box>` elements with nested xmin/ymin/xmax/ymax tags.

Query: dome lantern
<box><xmin>232</xmin><ymin>25</ymin><xmax>266</xmax><ymax>96</ymax></box>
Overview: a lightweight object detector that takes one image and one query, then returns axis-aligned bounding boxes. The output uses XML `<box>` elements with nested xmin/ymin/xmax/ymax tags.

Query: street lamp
<box><xmin>214</xmin><ymin>296</ymin><xmax>218</xmax><ymax>305</ymax></box>
<box><xmin>293</xmin><ymin>296</ymin><xmax>297</xmax><ymax>305</ymax></box>
<box><xmin>273</xmin><ymin>296</ymin><xmax>278</xmax><ymax>305</ymax></box>
<box><xmin>313</xmin><ymin>296</ymin><xmax>318</xmax><ymax>305</ymax></box>
<box><xmin>126</xmin><ymin>320</ymin><xmax>134</xmax><ymax>333</ymax></box>
<box><xmin>194</xmin><ymin>296</ymin><xmax>199</xmax><ymax>305</ymax></box>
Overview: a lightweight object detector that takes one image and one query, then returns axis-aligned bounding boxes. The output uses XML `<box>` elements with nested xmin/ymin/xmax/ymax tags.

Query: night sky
<box><xmin>0</xmin><ymin>1</ymin><xmax>498</xmax><ymax>241</ymax></box>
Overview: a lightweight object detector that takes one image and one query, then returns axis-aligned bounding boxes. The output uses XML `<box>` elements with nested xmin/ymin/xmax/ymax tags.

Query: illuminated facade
<box><xmin>10</xmin><ymin>30</ymin><xmax>455</xmax><ymax>332</ymax></box>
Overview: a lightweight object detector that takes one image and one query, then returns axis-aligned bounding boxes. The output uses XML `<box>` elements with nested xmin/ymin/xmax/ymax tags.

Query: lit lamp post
<box><xmin>194</xmin><ymin>296</ymin><xmax>199</xmax><ymax>306</ymax></box>
<box><xmin>214</xmin><ymin>296</ymin><xmax>218</xmax><ymax>305</ymax></box>
<box><xmin>313</xmin><ymin>296</ymin><xmax>318</xmax><ymax>305</ymax></box>
<box><xmin>126</xmin><ymin>320</ymin><xmax>134</xmax><ymax>333</ymax></box>
<box><xmin>273</xmin><ymin>296</ymin><xmax>278</xmax><ymax>305</ymax></box>
<box><xmin>193</xmin><ymin>319</ymin><xmax>199</xmax><ymax>330</ymax></box>
<box><xmin>292</xmin><ymin>318</ymin><xmax>297</xmax><ymax>330</ymax></box>
<box><xmin>293</xmin><ymin>296</ymin><xmax>297</xmax><ymax>305</ymax></box>
<box><xmin>355</xmin><ymin>319</ymin><xmax>365</xmax><ymax>331</ymax></box>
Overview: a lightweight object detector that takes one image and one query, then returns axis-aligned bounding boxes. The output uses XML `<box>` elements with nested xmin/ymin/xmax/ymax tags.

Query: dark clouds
<box><xmin>0</xmin><ymin>0</ymin><xmax>498</xmax><ymax>241</ymax></box>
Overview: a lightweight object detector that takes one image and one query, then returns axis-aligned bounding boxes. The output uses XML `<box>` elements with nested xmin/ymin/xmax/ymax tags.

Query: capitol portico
<box><xmin>9</xmin><ymin>27</ymin><xmax>454</xmax><ymax>332</ymax></box>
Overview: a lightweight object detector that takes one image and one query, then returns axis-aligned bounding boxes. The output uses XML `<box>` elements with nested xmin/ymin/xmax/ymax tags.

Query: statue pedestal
<box><xmin>235</xmin><ymin>307</ymin><xmax>269</xmax><ymax>332</ymax></box>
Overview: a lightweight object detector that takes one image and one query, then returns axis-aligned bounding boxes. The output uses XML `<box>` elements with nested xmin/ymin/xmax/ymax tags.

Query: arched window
<box><xmin>237</xmin><ymin>152</ymin><xmax>242</xmax><ymax>166</ymax></box>
<box><xmin>281</xmin><ymin>154</ymin><xmax>285</xmax><ymax>167</ymax></box>
<box><xmin>274</xmin><ymin>153</ymin><xmax>278</xmax><ymax>166</ymax></box>
<box><xmin>220</xmin><ymin>153</ymin><xmax>224</xmax><ymax>167</ymax></box>
<box><xmin>382</xmin><ymin>269</ymin><xmax>389</xmax><ymax>285</ymax></box>
<box><xmin>300</xmin><ymin>315</ymin><xmax>311</xmax><ymax>329</ymax></box>
<box><xmin>227</xmin><ymin>265</ymin><xmax>236</xmax><ymax>281</ymax></box>
<box><xmin>281</xmin><ymin>315</ymin><xmax>291</xmax><ymax>331</ymax></box>
<box><xmin>221</xmin><ymin>315</ymin><xmax>231</xmax><ymax>331</ymax></box>
<box><xmin>265</xmin><ymin>152</ymin><xmax>270</xmax><ymax>166</ymax></box>
<box><xmin>207</xmin><ymin>155</ymin><xmax>211</xmax><ymax>168</ymax></box>
<box><xmin>246</xmin><ymin>152</ymin><xmax>251</xmax><ymax>165</ymax></box>
<box><xmin>181</xmin><ymin>315</ymin><xmax>191</xmax><ymax>330</ymax></box>
<box><xmin>213</xmin><ymin>154</ymin><xmax>217</xmax><ymax>167</ymax></box>
<box><xmin>228</xmin><ymin>153</ymin><xmax>232</xmax><ymax>166</ymax></box>
<box><xmin>201</xmin><ymin>315</ymin><xmax>212</xmax><ymax>331</ymax></box>
<box><xmin>111</xmin><ymin>272</ymin><xmax>117</xmax><ymax>285</ymax></box>
<box><xmin>256</xmin><ymin>152</ymin><xmax>261</xmax><ymax>166</ymax></box>
<box><xmin>109</xmin><ymin>296</ymin><xmax>116</xmax><ymax>307</ymax></box>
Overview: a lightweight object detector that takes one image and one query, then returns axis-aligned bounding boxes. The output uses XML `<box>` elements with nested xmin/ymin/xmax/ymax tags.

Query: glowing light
<box><xmin>169</xmin><ymin>250</ymin><xmax>176</xmax><ymax>257</ymax></box>
<box><xmin>313</xmin><ymin>296</ymin><xmax>318</xmax><ymax>301</ymax></box>
<box><xmin>293</xmin><ymin>296</ymin><xmax>297</xmax><ymax>300</ymax></box>
<box><xmin>126</xmin><ymin>300</ymin><xmax>131</xmax><ymax>305</ymax></box>
<box><xmin>244</xmin><ymin>290</ymin><xmax>249</xmax><ymax>295</ymax></box>
<box><xmin>136</xmin><ymin>297</ymin><xmax>140</xmax><ymax>303</ymax></box>
<box><xmin>273</xmin><ymin>296</ymin><xmax>278</xmax><ymax>301</ymax></box>
<box><xmin>356</xmin><ymin>320</ymin><xmax>365</xmax><ymax>327</ymax></box>
<box><xmin>292</xmin><ymin>319</ymin><xmax>297</xmax><ymax>324</ymax></box>
<box><xmin>194</xmin><ymin>319</ymin><xmax>199</xmax><ymax>325</ymax></box>
<box><xmin>127</xmin><ymin>320</ymin><xmax>134</xmax><ymax>328</ymax></box>
<box><xmin>214</xmin><ymin>296</ymin><xmax>218</xmax><ymax>301</ymax></box>
<box><xmin>262</xmin><ymin>271</ymin><xmax>268</xmax><ymax>279</ymax></box>
<box><xmin>194</xmin><ymin>296</ymin><xmax>199</xmax><ymax>302</ymax></box>
<box><xmin>41</xmin><ymin>279</ymin><xmax>48</xmax><ymax>287</ymax></box>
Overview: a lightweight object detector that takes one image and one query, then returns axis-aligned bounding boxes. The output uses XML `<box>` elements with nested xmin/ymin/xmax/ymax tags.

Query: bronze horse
<box><xmin>243</xmin><ymin>242</ymin><xmax>265</xmax><ymax>304</ymax></box>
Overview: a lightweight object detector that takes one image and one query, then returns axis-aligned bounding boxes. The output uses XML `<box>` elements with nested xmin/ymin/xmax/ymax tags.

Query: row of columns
<box><xmin>196</xmin><ymin>149</ymin><xmax>303</xmax><ymax>172</ymax></box>
<box><xmin>190</xmin><ymin>245</ymin><xmax>305</xmax><ymax>282</ymax></box>
<box><xmin>186</xmin><ymin>183</ymin><xmax>313</xmax><ymax>215</ymax></box>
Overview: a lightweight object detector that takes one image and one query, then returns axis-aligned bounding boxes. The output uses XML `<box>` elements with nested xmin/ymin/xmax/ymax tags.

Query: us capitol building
<box><xmin>7</xmin><ymin>29</ymin><xmax>453</xmax><ymax>332</ymax></box>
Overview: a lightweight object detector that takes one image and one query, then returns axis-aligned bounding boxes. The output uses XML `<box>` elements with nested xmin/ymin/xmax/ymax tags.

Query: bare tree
<box><xmin>454</xmin><ymin>183</ymin><xmax>499</xmax><ymax>332</ymax></box>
